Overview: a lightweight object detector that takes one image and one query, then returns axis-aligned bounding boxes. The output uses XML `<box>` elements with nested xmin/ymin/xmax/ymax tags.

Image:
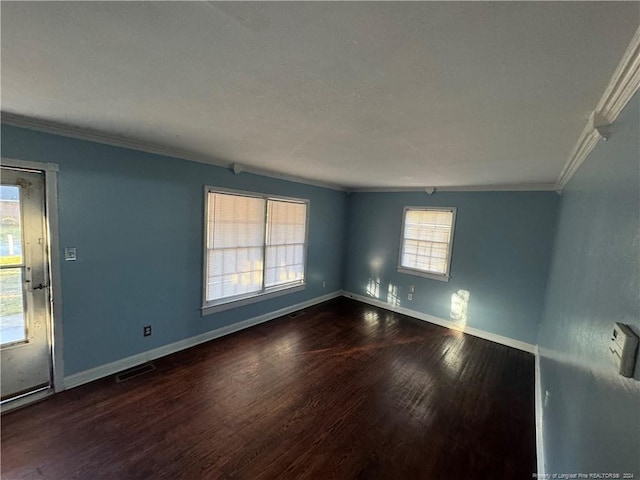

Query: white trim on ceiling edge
<box><xmin>342</xmin><ymin>291</ymin><xmax>537</xmax><ymax>354</ymax></box>
<box><xmin>64</xmin><ymin>290</ymin><xmax>343</xmax><ymax>389</ymax></box>
<box><xmin>349</xmin><ymin>184</ymin><xmax>558</xmax><ymax>193</ymax></box>
<box><xmin>0</xmin><ymin>112</ymin><xmax>347</xmax><ymax>192</ymax></box>
<box><xmin>0</xmin><ymin>111</ymin><xmax>558</xmax><ymax>193</ymax></box>
<box><xmin>557</xmin><ymin>25</ymin><xmax>640</xmax><ymax>190</ymax></box>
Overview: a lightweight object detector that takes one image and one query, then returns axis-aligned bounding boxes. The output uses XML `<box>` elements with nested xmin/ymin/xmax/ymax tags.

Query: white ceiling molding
<box><xmin>556</xmin><ymin>26</ymin><xmax>640</xmax><ymax>191</ymax></box>
<box><xmin>590</xmin><ymin>111</ymin><xmax>612</xmax><ymax>141</ymax></box>
<box><xmin>238</xmin><ymin>164</ymin><xmax>347</xmax><ymax>191</ymax></box>
<box><xmin>1</xmin><ymin>111</ymin><xmax>230</xmax><ymax>167</ymax></box>
<box><xmin>349</xmin><ymin>184</ymin><xmax>558</xmax><ymax>193</ymax></box>
<box><xmin>1</xmin><ymin>111</ymin><xmax>558</xmax><ymax>194</ymax></box>
<box><xmin>0</xmin><ymin>111</ymin><xmax>346</xmax><ymax>192</ymax></box>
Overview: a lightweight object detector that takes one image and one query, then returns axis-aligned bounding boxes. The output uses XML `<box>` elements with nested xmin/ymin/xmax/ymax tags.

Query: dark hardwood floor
<box><xmin>1</xmin><ymin>297</ymin><xmax>536</xmax><ymax>479</ymax></box>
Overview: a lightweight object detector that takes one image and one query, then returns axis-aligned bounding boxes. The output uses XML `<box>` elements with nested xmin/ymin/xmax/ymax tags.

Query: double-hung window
<box><xmin>398</xmin><ymin>207</ymin><xmax>456</xmax><ymax>281</ymax></box>
<box><xmin>203</xmin><ymin>188</ymin><xmax>308</xmax><ymax>314</ymax></box>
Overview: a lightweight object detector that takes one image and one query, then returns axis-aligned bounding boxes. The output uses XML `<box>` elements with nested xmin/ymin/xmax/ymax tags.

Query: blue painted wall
<box><xmin>343</xmin><ymin>190</ymin><xmax>559</xmax><ymax>345</ymax></box>
<box><xmin>1</xmin><ymin>125</ymin><xmax>348</xmax><ymax>376</ymax></box>
<box><xmin>5</xmin><ymin>98</ymin><xmax>637</xmax><ymax>475</ymax></box>
<box><xmin>538</xmin><ymin>93</ymin><xmax>640</xmax><ymax>475</ymax></box>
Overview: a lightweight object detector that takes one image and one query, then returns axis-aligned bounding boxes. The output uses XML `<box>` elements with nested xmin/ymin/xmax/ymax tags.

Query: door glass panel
<box><xmin>0</xmin><ymin>185</ymin><xmax>23</xmax><ymax>265</ymax></box>
<box><xmin>0</xmin><ymin>267</ymin><xmax>26</xmax><ymax>345</ymax></box>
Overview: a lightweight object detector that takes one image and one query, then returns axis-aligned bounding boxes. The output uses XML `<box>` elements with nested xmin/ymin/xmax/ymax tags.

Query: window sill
<box><xmin>201</xmin><ymin>283</ymin><xmax>305</xmax><ymax>316</ymax></box>
<box><xmin>397</xmin><ymin>267</ymin><xmax>450</xmax><ymax>282</ymax></box>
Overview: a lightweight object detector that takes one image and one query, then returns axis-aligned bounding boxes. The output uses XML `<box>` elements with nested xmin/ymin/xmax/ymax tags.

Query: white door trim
<box><xmin>1</xmin><ymin>157</ymin><xmax>64</xmax><ymax>393</ymax></box>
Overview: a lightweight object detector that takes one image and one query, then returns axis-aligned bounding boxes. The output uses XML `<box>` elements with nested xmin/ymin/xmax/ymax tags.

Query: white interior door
<box><xmin>0</xmin><ymin>167</ymin><xmax>52</xmax><ymax>401</ymax></box>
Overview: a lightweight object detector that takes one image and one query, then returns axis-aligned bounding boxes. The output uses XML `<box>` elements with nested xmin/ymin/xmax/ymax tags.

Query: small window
<box><xmin>203</xmin><ymin>188</ymin><xmax>308</xmax><ymax>314</ymax></box>
<box><xmin>398</xmin><ymin>207</ymin><xmax>456</xmax><ymax>282</ymax></box>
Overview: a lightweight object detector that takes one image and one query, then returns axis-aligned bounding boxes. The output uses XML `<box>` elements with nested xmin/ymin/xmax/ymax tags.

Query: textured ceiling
<box><xmin>1</xmin><ymin>2</ymin><xmax>638</xmax><ymax>189</ymax></box>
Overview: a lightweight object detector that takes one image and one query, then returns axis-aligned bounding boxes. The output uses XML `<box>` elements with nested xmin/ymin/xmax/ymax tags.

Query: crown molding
<box><xmin>349</xmin><ymin>183</ymin><xmax>558</xmax><ymax>193</ymax></box>
<box><xmin>1</xmin><ymin>111</ymin><xmax>230</xmax><ymax>167</ymax></box>
<box><xmin>556</xmin><ymin>25</ymin><xmax>640</xmax><ymax>191</ymax></box>
<box><xmin>0</xmin><ymin>112</ymin><xmax>557</xmax><ymax>194</ymax></box>
<box><xmin>240</xmin><ymin>164</ymin><xmax>346</xmax><ymax>191</ymax></box>
<box><xmin>0</xmin><ymin>112</ymin><xmax>346</xmax><ymax>192</ymax></box>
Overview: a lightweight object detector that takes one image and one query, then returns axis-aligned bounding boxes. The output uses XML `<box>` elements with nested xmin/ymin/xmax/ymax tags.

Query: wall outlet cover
<box><xmin>64</xmin><ymin>247</ymin><xmax>77</xmax><ymax>261</ymax></box>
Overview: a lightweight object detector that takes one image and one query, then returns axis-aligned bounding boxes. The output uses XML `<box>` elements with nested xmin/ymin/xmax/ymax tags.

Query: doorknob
<box><xmin>32</xmin><ymin>283</ymin><xmax>48</xmax><ymax>290</ymax></box>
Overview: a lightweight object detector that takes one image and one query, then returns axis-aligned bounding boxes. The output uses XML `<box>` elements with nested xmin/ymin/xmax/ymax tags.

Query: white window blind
<box><xmin>206</xmin><ymin>193</ymin><xmax>265</xmax><ymax>302</ymax></box>
<box><xmin>265</xmin><ymin>200</ymin><xmax>307</xmax><ymax>288</ymax></box>
<box><xmin>399</xmin><ymin>208</ymin><xmax>456</xmax><ymax>280</ymax></box>
<box><xmin>204</xmin><ymin>190</ymin><xmax>308</xmax><ymax>308</ymax></box>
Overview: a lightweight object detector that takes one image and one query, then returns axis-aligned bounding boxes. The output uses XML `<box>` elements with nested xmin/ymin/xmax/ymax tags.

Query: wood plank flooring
<box><xmin>1</xmin><ymin>297</ymin><xmax>536</xmax><ymax>479</ymax></box>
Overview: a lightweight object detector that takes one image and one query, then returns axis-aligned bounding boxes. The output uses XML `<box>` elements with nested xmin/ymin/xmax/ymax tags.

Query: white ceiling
<box><xmin>1</xmin><ymin>2</ymin><xmax>638</xmax><ymax>189</ymax></box>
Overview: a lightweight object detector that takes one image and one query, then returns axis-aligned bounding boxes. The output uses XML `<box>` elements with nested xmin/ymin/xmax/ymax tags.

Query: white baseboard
<box><xmin>534</xmin><ymin>349</ymin><xmax>546</xmax><ymax>477</ymax></box>
<box><xmin>63</xmin><ymin>289</ymin><xmax>545</xmax><ymax>470</ymax></box>
<box><xmin>64</xmin><ymin>290</ymin><xmax>342</xmax><ymax>390</ymax></box>
<box><xmin>342</xmin><ymin>291</ymin><xmax>537</xmax><ymax>354</ymax></box>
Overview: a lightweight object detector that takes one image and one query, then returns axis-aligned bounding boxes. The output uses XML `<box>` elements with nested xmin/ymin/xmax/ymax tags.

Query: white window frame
<box><xmin>397</xmin><ymin>206</ymin><xmax>457</xmax><ymax>282</ymax></box>
<box><xmin>202</xmin><ymin>186</ymin><xmax>309</xmax><ymax>316</ymax></box>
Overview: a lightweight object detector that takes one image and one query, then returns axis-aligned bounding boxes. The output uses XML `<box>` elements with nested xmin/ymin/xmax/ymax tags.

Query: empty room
<box><xmin>1</xmin><ymin>2</ymin><xmax>639</xmax><ymax>479</ymax></box>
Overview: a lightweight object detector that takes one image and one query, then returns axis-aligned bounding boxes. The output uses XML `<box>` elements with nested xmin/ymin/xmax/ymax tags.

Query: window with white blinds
<box><xmin>398</xmin><ymin>207</ymin><xmax>456</xmax><ymax>281</ymax></box>
<box><xmin>265</xmin><ymin>200</ymin><xmax>306</xmax><ymax>288</ymax></box>
<box><xmin>204</xmin><ymin>189</ymin><xmax>308</xmax><ymax>311</ymax></box>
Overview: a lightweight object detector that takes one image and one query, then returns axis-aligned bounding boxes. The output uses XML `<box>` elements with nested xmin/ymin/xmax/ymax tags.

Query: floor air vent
<box><xmin>115</xmin><ymin>362</ymin><xmax>156</xmax><ymax>383</ymax></box>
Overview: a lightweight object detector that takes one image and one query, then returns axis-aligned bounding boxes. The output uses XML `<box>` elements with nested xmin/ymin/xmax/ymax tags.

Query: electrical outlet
<box><xmin>143</xmin><ymin>325</ymin><xmax>152</xmax><ymax>337</ymax></box>
<box><xmin>408</xmin><ymin>293</ymin><xmax>413</xmax><ymax>301</ymax></box>
<box><xmin>64</xmin><ymin>247</ymin><xmax>77</xmax><ymax>261</ymax></box>
<box><xmin>322</xmin><ymin>281</ymin><xmax>326</xmax><ymax>288</ymax></box>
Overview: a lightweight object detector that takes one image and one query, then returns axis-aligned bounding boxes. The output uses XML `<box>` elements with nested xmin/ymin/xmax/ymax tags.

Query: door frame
<box><xmin>1</xmin><ymin>157</ymin><xmax>64</xmax><ymax>402</ymax></box>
